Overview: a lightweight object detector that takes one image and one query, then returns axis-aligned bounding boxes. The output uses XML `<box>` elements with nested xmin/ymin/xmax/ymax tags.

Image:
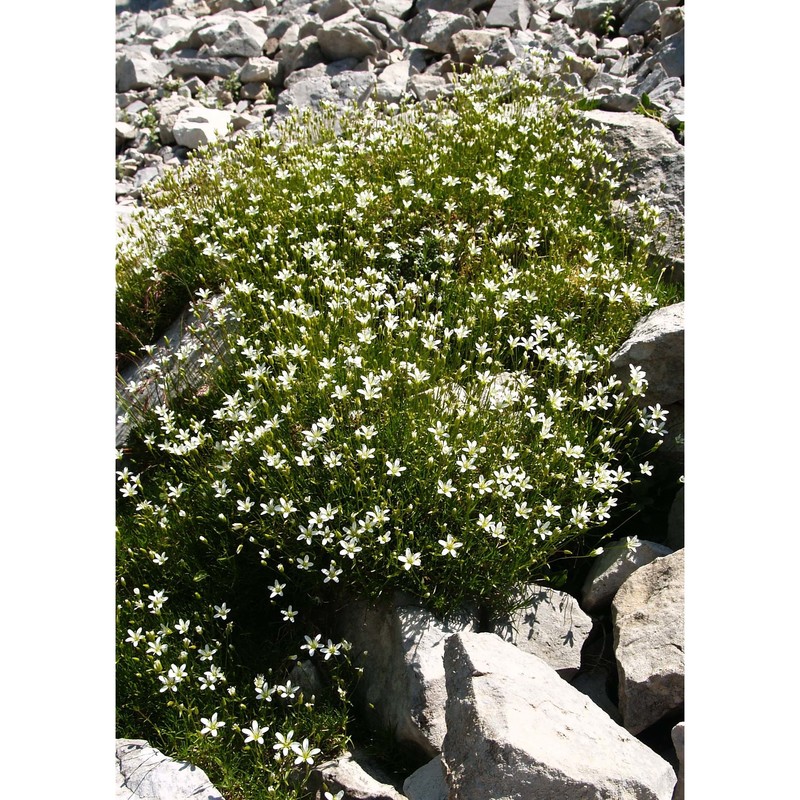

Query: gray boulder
<box><xmin>572</xmin><ymin>0</ymin><xmax>625</xmax><ymax>33</ymax></box>
<box><xmin>274</xmin><ymin>74</ymin><xmax>339</xmax><ymax>120</ymax></box>
<box><xmin>239</xmin><ymin>55</ymin><xmax>282</xmax><ymax>84</ymax></box>
<box><xmin>170</xmin><ymin>54</ymin><xmax>240</xmax><ymax>78</ymax></box>
<box><xmin>610</xmin><ymin>302</ymin><xmax>684</xmax><ymax>407</ymax></box>
<box><xmin>443</xmin><ymin>632</ymin><xmax>677</xmax><ymax>799</ymax></box>
<box><xmin>335</xmin><ymin>599</ymin><xmax>478</xmax><ymax>757</ymax></box>
<box><xmin>613</xmin><ymin>549</ymin><xmax>684</xmax><ymax>734</ymax></box>
<box><xmin>153</xmin><ymin>94</ymin><xmax>194</xmax><ymax>145</ymax></box>
<box><xmin>316</xmin><ymin>22</ymin><xmax>381</xmax><ymax>61</ymax></box>
<box><xmin>491</xmin><ymin>585</ymin><xmax>594</xmax><ymax>679</ymax></box>
<box><xmin>172</xmin><ymin>106</ymin><xmax>233</xmax><ymax>147</ymax></box>
<box><xmin>314</xmin><ymin>0</ymin><xmax>358</xmax><ymax>22</ymax></box>
<box><xmin>485</xmin><ymin>0</ymin><xmax>533</xmax><ymax>30</ymax></box>
<box><xmin>403</xmin><ymin>756</ymin><xmax>448</xmax><ymax>800</ymax></box>
<box><xmin>116</xmin><ymin>739</ymin><xmax>223</xmax><ymax>800</ymax></box>
<box><xmin>409</xmin><ymin>73</ymin><xmax>450</xmax><ymax>102</ymax></box>
<box><xmin>419</xmin><ymin>11</ymin><xmax>475</xmax><ymax>55</ymax></box>
<box><xmin>116</xmin><ymin>52</ymin><xmax>172</xmax><ymax>92</ymax></box>
<box><xmin>308</xmin><ymin>752</ymin><xmax>406</xmax><ymax>800</ymax></box>
<box><xmin>331</xmin><ymin>69</ymin><xmax>378</xmax><ymax>103</ymax></box>
<box><xmin>659</xmin><ymin>5</ymin><xmax>684</xmax><ymax>38</ymax></box>
<box><xmin>375</xmin><ymin>60</ymin><xmax>412</xmax><ymax>103</ymax></box>
<box><xmin>620</xmin><ymin>0</ymin><xmax>660</xmax><ymax>35</ymax></box>
<box><xmin>650</xmin><ymin>27</ymin><xmax>684</xmax><ymax>78</ymax></box>
<box><xmin>582</xmin><ymin>538</ymin><xmax>673</xmax><ymax>613</ymax></box>
<box><xmin>205</xmin><ymin>15</ymin><xmax>269</xmax><ymax>57</ymax></box>
<box><xmin>582</xmin><ymin>109</ymin><xmax>684</xmax><ymax>276</ymax></box>
<box><xmin>450</xmin><ymin>28</ymin><xmax>506</xmax><ymax>63</ymax></box>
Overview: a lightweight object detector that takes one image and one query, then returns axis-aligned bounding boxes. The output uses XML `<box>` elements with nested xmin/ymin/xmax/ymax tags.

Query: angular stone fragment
<box><xmin>335</xmin><ymin>599</ymin><xmax>478</xmax><ymax>757</ymax></box>
<box><xmin>485</xmin><ymin>0</ymin><xmax>532</xmax><ymax>30</ymax></box>
<box><xmin>419</xmin><ymin>11</ymin><xmax>475</xmax><ymax>54</ymax></box>
<box><xmin>116</xmin><ymin>52</ymin><xmax>172</xmax><ymax>92</ymax></box>
<box><xmin>443</xmin><ymin>633</ymin><xmax>677</xmax><ymax>800</ymax></box>
<box><xmin>582</xmin><ymin>538</ymin><xmax>673</xmax><ymax>612</ymax></box>
<box><xmin>403</xmin><ymin>756</ymin><xmax>448</xmax><ymax>800</ymax></box>
<box><xmin>410</xmin><ymin>73</ymin><xmax>449</xmax><ymax>102</ymax></box>
<box><xmin>210</xmin><ymin>16</ymin><xmax>268</xmax><ymax>56</ymax></box>
<box><xmin>375</xmin><ymin>59</ymin><xmax>411</xmax><ymax>103</ymax></box>
<box><xmin>599</xmin><ymin>89</ymin><xmax>639</xmax><ymax>112</ymax></box>
<box><xmin>239</xmin><ymin>55</ymin><xmax>281</xmax><ymax>83</ymax></box>
<box><xmin>170</xmin><ymin>55</ymin><xmax>240</xmax><ymax>78</ymax></box>
<box><xmin>659</xmin><ymin>6</ymin><xmax>684</xmax><ymax>38</ymax></box>
<box><xmin>317</xmin><ymin>22</ymin><xmax>380</xmax><ymax>61</ymax></box>
<box><xmin>491</xmin><ymin>585</ymin><xmax>594</xmax><ymax>679</ymax></box>
<box><xmin>650</xmin><ymin>28</ymin><xmax>684</xmax><ymax>78</ymax></box>
<box><xmin>116</xmin><ymin>739</ymin><xmax>223</xmax><ymax>800</ymax></box>
<box><xmin>572</xmin><ymin>0</ymin><xmax>624</xmax><ymax>33</ymax></box>
<box><xmin>154</xmin><ymin>94</ymin><xmax>194</xmax><ymax>145</ymax></box>
<box><xmin>610</xmin><ymin>302</ymin><xmax>684</xmax><ymax>407</ymax></box>
<box><xmin>314</xmin><ymin>0</ymin><xmax>357</xmax><ymax>22</ymax></box>
<box><xmin>274</xmin><ymin>75</ymin><xmax>339</xmax><ymax>120</ymax></box>
<box><xmin>620</xmin><ymin>0</ymin><xmax>660</xmax><ymax>35</ymax></box>
<box><xmin>450</xmin><ymin>28</ymin><xmax>505</xmax><ymax>63</ymax></box>
<box><xmin>172</xmin><ymin>106</ymin><xmax>233</xmax><ymax>148</ymax></box>
<box><xmin>582</xmin><ymin>109</ymin><xmax>684</xmax><ymax>274</ymax></box>
<box><xmin>613</xmin><ymin>549</ymin><xmax>684</xmax><ymax>734</ymax></box>
<box><xmin>309</xmin><ymin>752</ymin><xmax>406</xmax><ymax>800</ymax></box>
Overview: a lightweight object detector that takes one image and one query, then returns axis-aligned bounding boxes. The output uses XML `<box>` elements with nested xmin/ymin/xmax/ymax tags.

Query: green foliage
<box><xmin>117</xmin><ymin>54</ymin><xmax>681</xmax><ymax>799</ymax></box>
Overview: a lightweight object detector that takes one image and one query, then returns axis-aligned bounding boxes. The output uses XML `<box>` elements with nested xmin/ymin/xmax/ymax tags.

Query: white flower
<box><xmin>398</xmin><ymin>548</ymin><xmax>422</xmax><ymax>570</ymax></box>
<box><xmin>200</xmin><ymin>712</ymin><xmax>225</xmax><ymax>737</ymax></box>
<box><xmin>438</xmin><ymin>535</ymin><xmax>463</xmax><ymax>557</ymax></box>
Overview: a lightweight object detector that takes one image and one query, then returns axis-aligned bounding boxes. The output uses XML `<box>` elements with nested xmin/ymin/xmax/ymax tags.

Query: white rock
<box><xmin>449</xmin><ymin>28</ymin><xmax>506</xmax><ymax>63</ymax></box>
<box><xmin>671</xmin><ymin>721</ymin><xmax>685</xmax><ymax>800</ymax></box>
<box><xmin>491</xmin><ymin>585</ymin><xmax>594</xmax><ymax>679</ymax></box>
<box><xmin>336</xmin><ymin>600</ymin><xmax>478</xmax><ymax>757</ymax></box>
<box><xmin>316</xmin><ymin>22</ymin><xmax>380</xmax><ymax>61</ymax></box>
<box><xmin>375</xmin><ymin>60</ymin><xmax>412</xmax><ymax>103</ymax></box>
<box><xmin>485</xmin><ymin>0</ymin><xmax>533</xmax><ymax>30</ymax></box>
<box><xmin>310</xmin><ymin>752</ymin><xmax>406</xmax><ymax>800</ymax></box>
<box><xmin>207</xmin><ymin>15</ymin><xmax>268</xmax><ymax>57</ymax></box>
<box><xmin>581</xmin><ymin>538</ymin><xmax>673</xmax><ymax>613</ymax></box>
<box><xmin>173</xmin><ymin>106</ymin><xmax>234</xmax><ymax>148</ymax></box>
<box><xmin>613</xmin><ymin>549</ymin><xmax>684</xmax><ymax>734</ymax></box>
<box><xmin>409</xmin><ymin>73</ymin><xmax>449</xmax><ymax>102</ymax></box>
<box><xmin>116</xmin><ymin>52</ymin><xmax>172</xmax><ymax>92</ymax></box>
<box><xmin>403</xmin><ymin>755</ymin><xmax>448</xmax><ymax>800</ymax></box>
<box><xmin>116</xmin><ymin>739</ymin><xmax>223</xmax><ymax>800</ymax></box>
<box><xmin>610</xmin><ymin>302</ymin><xmax>684</xmax><ymax>407</ymax></box>
<box><xmin>442</xmin><ymin>632</ymin><xmax>677</xmax><ymax>799</ymax></box>
<box><xmin>418</xmin><ymin>11</ymin><xmax>475</xmax><ymax>54</ymax></box>
<box><xmin>238</xmin><ymin>55</ymin><xmax>281</xmax><ymax>83</ymax></box>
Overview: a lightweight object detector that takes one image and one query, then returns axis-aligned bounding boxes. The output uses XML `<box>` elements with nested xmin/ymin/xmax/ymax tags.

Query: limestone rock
<box><xmin>116</xmin><ymin>739</ymin><xmax>223</xmax><ymax>800</ymax></box>
<box><xmin>582</xmin><ymin>538</ymin><xmax>673</xmax><ymax>613</ymax></box>
<box><xmin>613</xmin><ymin>549</ymin><xmax>684</xmax><ymax>734</ymax></box>
<box><xmin>450</xmin><ymin>28</ymin><xmax>507</xmax><ymax>63</ymax></box>
<box><xmin>582</xmin><ymin>109</ymin><xmax>684</xmax><ymax>275</ymax></box>
<box><xmin>274</xmin><ymin>74</ymin><xmax>339</xmax><ymax>120</ymax></box>
<box><xmin>239</xmin><ymin>55</ymin><xmax>281</xmax><ymax>83</ymax></box>
<box><xmin>403</xmin><ymin>756</ymin><xmax>448</xmax><ymax>800</ymax></box>
<box><xmin>491</xmin><ymin>585</ymin><xmax>594</xmax><ymax>679</ymax></box>
<box><xmin>330</xmin><ymin>69</ymin><xmax>377</xmax><ymax>104</ymax></box>
<box><xmin>620</xmin><ymin>0</ymin><xmax>660</xmax><ymax>35</ymax></box>
<box><xmin>485</xmin><ymin>0</ymin><xmax>533</xmax><ymax>30</ymax></box>
<box><xmin>317</xmin><ymin>22</ymin><xmax>380</xmax><ymax>61</ymax></box>
<box><xmin>117</xmin><ymin>52</ymin><xmax>172</xmax><ymax>92</ymax></box>
<box><xmin>659</xmin><ymin>5</ymin><xmax>684</xmax><ymax>38</ymax></box>
<box><xmin>335</xmin><ymin>599</ymin><xmax>478</xmax><ymax>757</ymax></box>
<box><xmin>610</xmin><ymin>302</ymin><xmax>684</xmax><ymax>407</ymax></box>
<box><xmin>443</xmin><ymin>632</ymin><xmax>677</xmax><ymax>799</ymax></box>
<box><xmin>409</xmin><ymin>73</ymin><xmax>449</xmax><ymax>102</ymax></box>
<box><xmin>309</xmin><ymin>752</ymin><xmax>407</xmax><ymax>800</ymax></box>
<box><xmin>206</xmin><ymin>15</ymin><xmax>268</xmax><ymax>56</ymax></box>
<box><xmin>172</xmin><ymin>106</ymin><xmax>233</xmax><ymax>147</ymax></box>
<box><xmin>572</xmin><ymin>0</ymin><xmax>625</xmax><ymax>33</ymax></box>
<box><xmin>650</xmin><ymin>27</ymin><xmax>684</xmax><ymax>79</ymax></box>
<box><xmin>375</xmin><ymin>60</ymin><xmax>412</xmax><ymax>103</ymax></box>
<box><xmin>419</xmin><ymin>11</ymin><xmax>475</xmax><ymax>55</ymax></box>
<box><xmin>170</xmin><ymin>54</ymin><xmax>240</xmax><ymax>78</ymax></box>
<box><xmin>154</xmin><ymin>94</ymin><xmax>194</xmax><ymax>145</ymax></box>
<box><xmin>314</xmin><ymin>0</ymin><xmax>358</xmax><ymax>23</ymax></box>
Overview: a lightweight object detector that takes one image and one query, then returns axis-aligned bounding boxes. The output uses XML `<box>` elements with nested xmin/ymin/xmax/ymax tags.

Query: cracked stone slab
<box><xmin>116</xmin><ymin>739</ymin><xmax>223</xmax><ymax>800</ymax></box>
